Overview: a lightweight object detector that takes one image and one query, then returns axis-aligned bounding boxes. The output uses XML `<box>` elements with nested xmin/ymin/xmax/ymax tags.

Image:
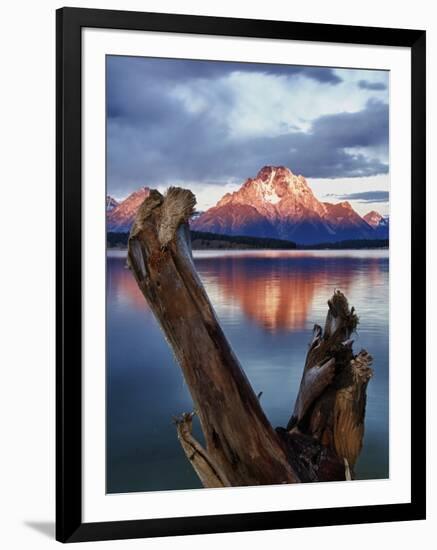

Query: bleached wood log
<box><xmin>128</xmin><ymin>188</ymin><xmax>299</xmax><ymax>486</ymax></box>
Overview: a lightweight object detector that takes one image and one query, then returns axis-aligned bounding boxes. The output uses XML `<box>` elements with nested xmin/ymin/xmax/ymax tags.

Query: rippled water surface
<box><xmin>107</xmin><ymin>249</ymin><xmax>389</xmax><ymax>493</ymax></box>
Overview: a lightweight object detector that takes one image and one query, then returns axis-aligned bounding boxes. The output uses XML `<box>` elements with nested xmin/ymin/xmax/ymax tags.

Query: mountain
<box><xmin>363</xmin><ymin>210</ymin><xmax>389</xmax><ymax>239</ymax></box>
<box><xmin>192</xmin><ymin>166</ymin><xmax>381</xmax><ymax>245</ymax></box>
<box><xmin>106</xmin><ymin>168</ymin><xmax>389</xmax><ymax>245</ymax></box>
<box><xmin>363</xmin><ymin>210</ymin><xmax>384</xmax><ymax>227</ymax></box>
<box><xmin>107</xmin><ymin>187</ymin><xmax>150</xmax><ymax>232</ymax></box>
<box><xmin>106</xmin><ymin>195</ymin><xmax>119</xmax><ymax>212</ymax></box>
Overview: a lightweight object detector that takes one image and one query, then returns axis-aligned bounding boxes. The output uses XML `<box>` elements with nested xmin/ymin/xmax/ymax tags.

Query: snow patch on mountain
<box><xmin>192</xmin><ymin>166</ymin><xmax>387</xmax><ymax>245</ymax></box>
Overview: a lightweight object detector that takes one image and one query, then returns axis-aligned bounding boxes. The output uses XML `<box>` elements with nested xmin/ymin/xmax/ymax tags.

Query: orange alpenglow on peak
<box><xmin>363</xmin><ymin>210</ymin><xmax>384</xmax><ymax>226</ymax></box>
<box><xmin>192</xmin><ymin>166</ymin><xmax>388</xmax><ymax>245</ymax></box>
<box><xmin>106</xmin><ymin>168</ymin><xmax>389</xmax><ymax>245</ymax></box>
<box><xmin>107</xmin><ymin>187</ymin><xmax>150</xmax><ymax>232</ymax></box>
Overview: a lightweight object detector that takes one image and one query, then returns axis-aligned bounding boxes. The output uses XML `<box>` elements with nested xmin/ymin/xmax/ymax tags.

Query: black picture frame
<box><xmin>56</xmin><ymin>7</ymin><xmax>426</xmax><ymax>543</ymax></box>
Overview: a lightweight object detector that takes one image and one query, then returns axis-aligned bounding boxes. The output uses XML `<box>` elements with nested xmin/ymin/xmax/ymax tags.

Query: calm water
<box><xmin>107</xmin><ymin>249</ymin><xmax>389</xmax><ymax>493</ymax></box>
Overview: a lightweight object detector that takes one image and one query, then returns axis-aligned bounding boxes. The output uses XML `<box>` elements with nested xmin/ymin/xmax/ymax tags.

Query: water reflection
<box><xmin>107</xmin><ymin>253</ymin><xmax>148</xmax><ymax>312</ymax></box>
<box><xmin>197</xmin><ymin>255</ymin><xmax>357</xmax><ymax>331</ymax></box>
<box><xmin>107</xmin><ymin>249</ymin><xmax>389</xmax><ymax>493</ymax></box>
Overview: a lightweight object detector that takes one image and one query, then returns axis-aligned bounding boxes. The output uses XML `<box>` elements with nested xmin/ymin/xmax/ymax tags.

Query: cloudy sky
<box><xmin>107</xmin><ymin>56</ymin><xmax>389</xmax><ymax>216</ymax></box>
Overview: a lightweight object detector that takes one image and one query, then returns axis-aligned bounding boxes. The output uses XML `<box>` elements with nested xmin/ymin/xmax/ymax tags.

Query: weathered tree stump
<box><xmin>127</xmin><ymin>187</ymin><xmax>373</xmax><ymax>486</ymax></box>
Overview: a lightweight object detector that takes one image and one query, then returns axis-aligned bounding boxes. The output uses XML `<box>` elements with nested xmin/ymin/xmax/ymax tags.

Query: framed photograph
<box><xmin>56</xmin><ymin>7</ymin><xmax>426</xmax><ymax>543</ymax></box>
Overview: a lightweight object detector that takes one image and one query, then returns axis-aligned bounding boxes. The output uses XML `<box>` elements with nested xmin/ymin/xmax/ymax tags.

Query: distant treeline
<box><xmin>107</xmin><ymin>231</ymin><xmax>388</xmax><ymax>250</ymax></box>
<box><xmin>299</xmin><ymin>239</ymin><xmax>389</xmax><ymax>250</ymax></box>
<box><xmin>190</xmin><ymin>230</ymin><xmax>297</xmax><ymax>250</ymax></box>
<box><xmin>107</xmin><ymin>231</ymin><xmax>297</xmax><ymax>250</ymax></box>
<box><xmin>107</xmin><ymin>232</ymin><xmax>130</xmax><ymax>248</ymax></box>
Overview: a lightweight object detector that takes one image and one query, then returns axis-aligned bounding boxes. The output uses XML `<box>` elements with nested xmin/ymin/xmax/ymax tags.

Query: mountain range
<box><xmin>106</xmin><ymin>195</ymin><xmax>119</xmax><ymax>212</ymax></box>
<box><xmin>107</xmin><ymin>187</ymin><xmax>150</xmax><ymax>232</ymax></box>
<box><xmin>362</xmin><ymin>210</ymin><xmax>389</xmax><ymax>239</ymax></box>
<box><xmin>107</xmin><ymin>166</ymin><xmax>389</xmax><ymax>245</ymax></box>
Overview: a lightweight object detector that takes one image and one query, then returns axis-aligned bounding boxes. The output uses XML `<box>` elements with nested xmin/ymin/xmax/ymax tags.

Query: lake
<box><xmin>106</xmin><ymin>249</ymin><xmax>389</xmax><ymax>493</ymax></box>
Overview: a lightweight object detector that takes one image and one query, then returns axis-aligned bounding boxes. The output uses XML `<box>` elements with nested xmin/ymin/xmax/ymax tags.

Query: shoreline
<box><xmin>107</xmin><ymin>247</ymin><xmax>389</xmax><ymax>259</ymax></box>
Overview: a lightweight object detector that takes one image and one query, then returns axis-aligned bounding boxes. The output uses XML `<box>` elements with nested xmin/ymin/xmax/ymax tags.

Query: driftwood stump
<box><xmin>127</xmin><ymin>187</ymin><xmax>373</xmax><ymax>486</ymax></box>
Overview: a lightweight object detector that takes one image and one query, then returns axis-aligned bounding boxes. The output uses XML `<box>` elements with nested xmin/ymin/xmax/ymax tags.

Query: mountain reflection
<box><xmin>195</xmin><ymin>253</ymin><xmax>378</xmax><ymax>332</ymax></box>
<box><xmin>107</xmin><ymin>251</ymin><xmax>386</xmax><ymax>333</ymax></box>
<box><xmin>107</xmin><ymin>256</ymin><xmax>150</xmax><ymax>313</ymax></box>
<box><xmin>106</xmin><ymin>249</ymin><xmax>389</xmax><ymax>492</ymax></box>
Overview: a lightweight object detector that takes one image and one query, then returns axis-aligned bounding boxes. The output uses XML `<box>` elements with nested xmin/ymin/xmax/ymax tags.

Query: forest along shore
<box><xmin>107</xmin><ymin>230</ymin><xmax>388</xmax><ymax>251</ymax></box>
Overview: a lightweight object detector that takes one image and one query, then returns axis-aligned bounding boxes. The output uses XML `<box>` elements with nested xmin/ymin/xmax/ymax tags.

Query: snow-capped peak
<box><xmin>363</xmin><ymin>210</ymin><xmax>384</xmax><ymax>227</ymax></box>
<box><xmin>106</xmin><ymin>195</ymin><xmax>119</xmax><ymax>212</ymax></box>
<box><xmin>257</xmin><ymin>168</ymin><xmax>282</xmax><ymax>204</ymax></box>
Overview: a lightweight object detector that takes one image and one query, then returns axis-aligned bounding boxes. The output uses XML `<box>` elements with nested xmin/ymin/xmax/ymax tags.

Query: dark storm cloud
<box><xmin>106</xmin><ymin>56</ymin><xmax>341</xmax><ymax>132</ymax></box>
<box><xmin>107</xmin><ymin>56</ymin><xmax>342</xmax><ymax>97</ymax></box>
<box><xmin>310</xmin><ymin>98</ymin><xmax>388</xmax><ymax>149</ymax></box>
<box><xmin>357</xmin><ymin>79</ymin><xmax>387</xmax><ymax>91</ymax></box>
<box><xmin>106</xmin><ymin>57</ymin><xmax>388</xmax><ymax>196</ymax></box>
<box><xmin>327</xmin><ymin>191</ymin><xmax>389</xmax><ymax>202</ymax></box>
